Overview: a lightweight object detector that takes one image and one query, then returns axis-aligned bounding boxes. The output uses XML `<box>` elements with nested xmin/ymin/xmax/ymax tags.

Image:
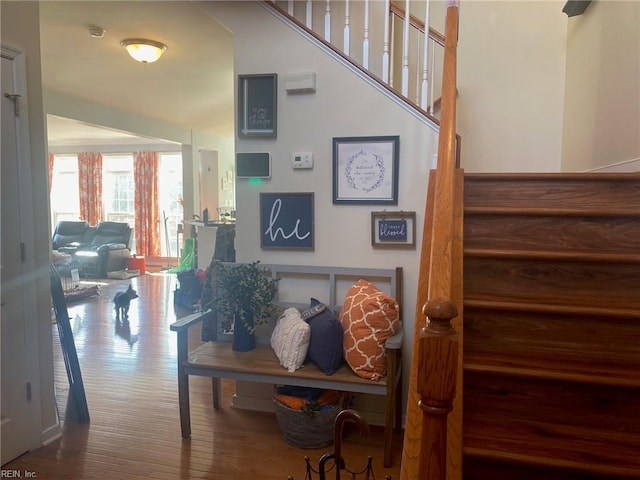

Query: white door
<box><xmin>1</xmin><ymin>48</ymin><xmax>32</xmax><ymax>465</ymax></box>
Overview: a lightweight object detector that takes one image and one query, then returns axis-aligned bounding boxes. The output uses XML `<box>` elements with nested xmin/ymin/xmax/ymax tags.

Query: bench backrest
<box><xmin>214</xmin><ymin>264</ymin><xmax>403</xmax><ymax>343</ymax></box>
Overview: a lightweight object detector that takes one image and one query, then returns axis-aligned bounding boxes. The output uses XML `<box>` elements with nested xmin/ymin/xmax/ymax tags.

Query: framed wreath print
<box><xmin>238</xmin><ymin>74</ymin><xmax>277</xmax><ymax>138</ymax></box>
<box><xmin>371</xmin><ymin>211</ymin><xmax>416</xmax><ymax>249</ymax></box>
<box><xmin>333</xmin><ymin>135</ymin><xmax>399</xmax><ymax>204</ymax></box>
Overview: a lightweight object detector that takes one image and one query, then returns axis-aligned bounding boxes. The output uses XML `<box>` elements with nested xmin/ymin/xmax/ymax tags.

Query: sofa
<box><xmin>52</xmin><ymin>220</ymin><xmax>95</xmax><ymax>252</ymax></box>
<box><xmin>52</xmin><ymin>220</ymin><xmax>132</xmax><ymax>277</ymax></box>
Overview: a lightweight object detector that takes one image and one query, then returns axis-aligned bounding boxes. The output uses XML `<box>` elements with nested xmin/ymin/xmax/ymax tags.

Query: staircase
<box><xmin>264</xmin><ymin>3</ymin><xmax>640</xmax><ymax>479</ymax></box>
<box><xmin>462</xmin><ymin>173</ymin><xmax>640</xmax><ymax>479</ymax></box>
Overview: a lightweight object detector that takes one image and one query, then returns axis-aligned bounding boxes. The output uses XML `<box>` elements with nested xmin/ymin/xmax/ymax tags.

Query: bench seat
<box><xmin>187</xmin><ymin>342</ymin><xmax>393</xmax><ymax>394</ymax></box>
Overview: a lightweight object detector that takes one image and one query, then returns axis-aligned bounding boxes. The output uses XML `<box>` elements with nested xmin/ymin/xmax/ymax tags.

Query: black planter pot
<box><xmin>232</xmin><ymin>316</ymin><xmax>255</xmax><ymax>352</ymax></box>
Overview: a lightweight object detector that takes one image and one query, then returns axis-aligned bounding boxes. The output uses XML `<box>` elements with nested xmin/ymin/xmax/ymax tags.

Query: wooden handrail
<box><xmin>389</xmin><ymin>2</ymin><xmax>446</xmax><ymax>46</ymax></box>
<box><xmin>401</xmin><ymin>3</ymin><xmax>463</xmax><ymax>480</ymax></box>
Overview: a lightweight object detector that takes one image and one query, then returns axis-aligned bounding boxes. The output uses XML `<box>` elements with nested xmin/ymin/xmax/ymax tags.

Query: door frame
<box><xmin>1</xmin><ymin>44</ymin><xmax>50</xmax><ymax>458</ymax></box>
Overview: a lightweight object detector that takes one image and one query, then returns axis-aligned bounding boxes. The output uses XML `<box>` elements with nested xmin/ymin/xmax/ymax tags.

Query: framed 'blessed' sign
<box><xmin>371</xmin><ymin>211</ymin><xmax>416</xmax><ymax>249</ymax></box>
<box><xmin>260</xmin><ymin>193</ymin><xmax>314</xmax><ymax>250</ymax></box>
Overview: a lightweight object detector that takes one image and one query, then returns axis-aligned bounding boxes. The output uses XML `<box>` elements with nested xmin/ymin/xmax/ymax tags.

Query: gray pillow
<box><xmin>302</xmin><ymin>298</ymin><xmax>344</xmax><ymax>375</ymax></box>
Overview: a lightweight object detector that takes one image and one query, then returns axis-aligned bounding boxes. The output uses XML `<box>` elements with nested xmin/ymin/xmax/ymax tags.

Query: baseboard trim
<box><xmin>586</xmin><ymin>158</ymin><xmax>640</xmax><ymax>172</ymax></box>
<box><xmin>41</xmin><ymin>423</ymin><xmax>62</xmax><ymax>447</ymax></box>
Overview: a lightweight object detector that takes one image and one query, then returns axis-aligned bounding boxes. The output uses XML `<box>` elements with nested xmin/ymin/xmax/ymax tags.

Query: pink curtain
<box><xmin>78</xmin><ymin>152</ymin><xmax>103</xmax><ymax>225</ymax></box>
<box><xmin>133</xmin><ymin>151</ymin><xmax>160</xmax><ymax>257</ymax></box>
<box><xmin>48</xmin><ymin>152</ymin><xmax>54</xmax><ymax>193</ymax></box>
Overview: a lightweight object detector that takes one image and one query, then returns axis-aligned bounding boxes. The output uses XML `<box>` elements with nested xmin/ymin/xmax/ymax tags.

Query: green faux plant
<box><xmin>203</xmin><ymin>261</ymin><xmax>280</xmax><ymax>334</ymax></box>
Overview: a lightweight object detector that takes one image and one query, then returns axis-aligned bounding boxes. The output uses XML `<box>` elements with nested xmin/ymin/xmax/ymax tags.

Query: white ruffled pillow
<box><xmin>271</xmin><ymin>307</ymin><xmax>310</xmax><ymax>372</ymax></box>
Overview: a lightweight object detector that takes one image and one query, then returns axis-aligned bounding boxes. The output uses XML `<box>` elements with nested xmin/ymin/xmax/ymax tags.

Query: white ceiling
<box><xmin>40</xmin><ymin>1</ymin><xmax>234</xmax><ymax>147</ymax></box>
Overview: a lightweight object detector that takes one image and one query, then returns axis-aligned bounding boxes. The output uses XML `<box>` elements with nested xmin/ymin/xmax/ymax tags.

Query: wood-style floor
<box><xmin>6</xmin><ymin>272</ymin><xmax>403</xmax><ymax>479</ymax></box>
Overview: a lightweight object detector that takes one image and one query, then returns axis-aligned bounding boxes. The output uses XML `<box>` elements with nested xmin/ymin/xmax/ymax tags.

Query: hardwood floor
<box><xmin>5</xmin><ymin>272</ymin><xmax>403</xmax><ymax>479</ymax></box>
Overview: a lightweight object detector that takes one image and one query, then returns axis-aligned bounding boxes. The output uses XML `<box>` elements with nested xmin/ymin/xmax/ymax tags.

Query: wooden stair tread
<box><xmin>463</xmin><ymin>417</ymin><xmax>640</xmax><ymax>476</ymax></box>
<box><xmin>464</xmin><ymin>297</ymin><xmax>640</xmax><ymax>319</ymax></box>
<box><xmin>464</xmin><ymin>172</ymin><xmax>640</xmax><ymax>181</ymax></box>
<box><xmin>464</xmin><ymin>206</ymin><xmax>640</xmax><ymax>216</ymax></box>
<box><xmin>465</xmin><ymin>351</ymin><xmax>640</xmax><ymax>387</ymax></box>
<box><xmin>464</xmin><ymin>247</ymin><xmax>640</xmax><ymax>263</ymax></box>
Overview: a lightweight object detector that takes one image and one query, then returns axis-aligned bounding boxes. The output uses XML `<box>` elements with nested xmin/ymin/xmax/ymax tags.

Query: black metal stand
<box><xmin>50</xmin><ymin>264</ymin><xmax>90</xmax><ymax>423</ymax></box>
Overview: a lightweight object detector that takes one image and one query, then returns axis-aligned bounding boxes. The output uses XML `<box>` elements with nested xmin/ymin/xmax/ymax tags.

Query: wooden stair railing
<box><xmin>401</xmin><ymin>3</ymin><xmax>463</xmax><ymax>480</ymax></box>
<box><xmin>265</xmin><ymin>0</ymin><xmax>463</xmax><ymax>168</ymax></box>
<box><xmin>266</xmin><ymin>0</ymin><xmax>441</xmax><ymax>124</ymax></box>
<box><xmin>388</xmin><ymin>2</ymin><xmax>445</xmax><ymax>114</ymax></box>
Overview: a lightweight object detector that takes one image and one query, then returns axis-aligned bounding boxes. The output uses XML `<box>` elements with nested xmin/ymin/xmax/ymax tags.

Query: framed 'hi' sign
<box><xmin>260</xmin><ymin>192</ymin><xmax>314</xmax><ymax>250</ymax></box>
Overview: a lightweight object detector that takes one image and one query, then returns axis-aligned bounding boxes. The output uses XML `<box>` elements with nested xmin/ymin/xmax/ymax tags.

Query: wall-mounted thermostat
<box><xmin>292</xmin><ymin>152</ymin><xmax>313</xmax><ymax>169</ymax></box>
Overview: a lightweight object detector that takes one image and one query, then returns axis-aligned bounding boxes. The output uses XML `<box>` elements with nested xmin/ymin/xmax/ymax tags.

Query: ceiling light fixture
<box><xmin>120</xmin><ymin>39</ymin><xmax>167</xmax><ymax>64</ymax></box>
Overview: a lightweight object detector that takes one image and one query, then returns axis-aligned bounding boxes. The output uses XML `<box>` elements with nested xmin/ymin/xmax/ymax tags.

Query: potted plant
<box><xmin>203</xmin><ymin>261</ymin><xmax>280</xmax><ymax>351</ymax></box>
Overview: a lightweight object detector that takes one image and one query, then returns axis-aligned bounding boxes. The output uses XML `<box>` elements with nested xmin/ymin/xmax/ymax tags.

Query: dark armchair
<box><xmin>52</xmin><ymin>220</ymin><xmax>95</xmax><ymax>253</ymax></box>
<box><xmin>73</xmin><ymin>221</ymin><xmax>132</xmax><ymax>277</ymax></box>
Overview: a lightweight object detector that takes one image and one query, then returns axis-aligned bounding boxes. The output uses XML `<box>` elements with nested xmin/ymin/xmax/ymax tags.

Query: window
<box><xmin>102</xmin><ymin>155</ymin><xmax>136</xmax><ymax>251</ymax></box>
<box><xmin>158</xmin><ymin>153</ymin><xmax>184</xmax><ymax>258</ymax></box>
<box><xmin>49</xmin><ymin>152</ymin><xmax>184</xmax><ymax>258</ymax></box>
<box><xmin>50</xmin><ymin>155</ymin><xmax>80</xmax><ymax>229</ymax></box>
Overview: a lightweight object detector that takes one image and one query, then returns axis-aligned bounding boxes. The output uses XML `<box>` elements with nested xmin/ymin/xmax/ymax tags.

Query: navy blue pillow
<box><xmin>302</xmin><ymin>298</ymin><xmax>344</xmax><ymax>375</ymax></box>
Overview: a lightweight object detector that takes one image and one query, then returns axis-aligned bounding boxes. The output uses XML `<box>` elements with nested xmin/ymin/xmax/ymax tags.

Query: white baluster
<box><xmin>306</xmin><ymin>0</ymin><xmax>312</xmax><ymax>29</ymax></box>
<box><xmin>363</xmin><ymin>0</ymin><xmax>370</xmax><ymax>69</ymax></box>
<box><xmin>415</xmin><ymin>40</ymin><xmax>421</xmax><ymax>104</ymax></box>
<box><xmin>401</xmin><ymin>0</ymin><xmax>410</xmax><ymax>95</ymax></box>
<box><xmin>382</xmin><ymin>0</ymin><xmax>391</xmax><ymax>84</ymax></box>
<box><xmin>344</xmin><ymin>0</ymin><xmax>350</xmax><ymax>55</ymax></box>
<box><xmin>420</xmin><ymin>0</ymin><xmax>431</xmax><ymax>110</ymax></box>
<box><xmin>389</xmin><ymin>10</ymin><xmax>396</xmax><ymax>88</ymax></box>
<box><xmin>325</xmin><ymin>0</ymin><xmax>331</xmax><ymax>42</ymax></box>
<box><xmin>429</xmin><ymin>41</ymin><xmax>436</xmax><ymax>114</ymax></box>
<box><xmin>287</xmin><ymin>0</ymin><xmax>293</xmax><ymax>16</ymax></box>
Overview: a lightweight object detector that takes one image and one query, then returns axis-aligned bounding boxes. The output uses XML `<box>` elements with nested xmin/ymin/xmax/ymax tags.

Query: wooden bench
<box><xmin>170</xmin><ymin>264</ymin><xmax>403</xmax><ymax>467</ymax></box>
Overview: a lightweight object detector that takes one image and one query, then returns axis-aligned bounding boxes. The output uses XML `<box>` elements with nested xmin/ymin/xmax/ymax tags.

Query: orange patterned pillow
<box><xmin>340</xmin><ymin>279</ymin><xmax>400</xmax><ymax>381</ymax></box>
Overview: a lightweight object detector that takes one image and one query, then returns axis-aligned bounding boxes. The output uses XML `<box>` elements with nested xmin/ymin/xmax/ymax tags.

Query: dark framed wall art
<box><xmin>260</xmin><ymin>192</ymin><xmax>314</xmax><ymax>250</ymax></box>
<box><xmin>371</xmin><ymin>211</ymin><xmax>416</xmax><ymax>248</ymax></box>
<box><xmin>237</xmin><ymin>74</ymin><xmax>277</xmax><ymax>138</ymax></box>
<box><xmin>333</xmin><ymin>135</ymin><xmax>399</xmax><ymax>204</ymax></box>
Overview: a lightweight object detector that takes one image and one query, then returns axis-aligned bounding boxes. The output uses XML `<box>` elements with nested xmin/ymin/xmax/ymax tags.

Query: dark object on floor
<box><xmin>173</xmin><ymin>268</ymin><xmax>204</xmax><ymax>312</ymax></box>
<box><xmin>113</xmin><ymin>284</ymin><xmax>138</xmax><ymax>320</ymax></box>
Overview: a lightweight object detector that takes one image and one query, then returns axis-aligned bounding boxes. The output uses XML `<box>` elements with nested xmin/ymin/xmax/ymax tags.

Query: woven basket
<box><xmin>273</xmin><ymin>398</ymin><xmax>342</xmax><ymax>449</ymax></box>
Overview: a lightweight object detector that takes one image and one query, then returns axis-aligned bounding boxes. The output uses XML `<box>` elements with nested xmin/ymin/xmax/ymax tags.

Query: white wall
<box><xmin>562</xmin><ymin>0</ymin><xmax>640</xmax><ymax>172</ymax></box>
<box><xmin>421</xmin><ymin>0</ymin><xmax>637</xmax><ymax>173</ymax></box>
<box><xmin>203</xmin><ymin>1</ymin><xmax>440</xmax><ymax>419</ymax></box>
<box><xmin>1</xmin><ymin>0</ymin><xmax>61</xmax><ymax>449</ymax></box>
<box><xmin>456</xmin><ymin>0</ymin><xmax>568</xmax><ymax>172</ymax></box>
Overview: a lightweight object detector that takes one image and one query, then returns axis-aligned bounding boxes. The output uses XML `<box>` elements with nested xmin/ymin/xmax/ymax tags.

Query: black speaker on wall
<box><xmin>236</xmin><ymin>152</ymin><xmax>271</xmax><ymax>179</ymax></box>
<box><xmin>562</xmin><ymin>0</ymin><xmax>592</xmax><ymax>17</ymax></box>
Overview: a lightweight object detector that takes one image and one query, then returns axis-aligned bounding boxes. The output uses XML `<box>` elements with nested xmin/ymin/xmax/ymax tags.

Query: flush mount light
<box><xmin>121</xmin><ymin>38</ymin><xmax>167</xmax><ymax>64</ymax></box>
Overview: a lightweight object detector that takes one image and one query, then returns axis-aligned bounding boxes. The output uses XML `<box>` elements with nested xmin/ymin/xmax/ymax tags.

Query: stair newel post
<box><xmin>417</xmin><ymin>297</ymin><xmax>459</xmax><ymax>480</ymax></box>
